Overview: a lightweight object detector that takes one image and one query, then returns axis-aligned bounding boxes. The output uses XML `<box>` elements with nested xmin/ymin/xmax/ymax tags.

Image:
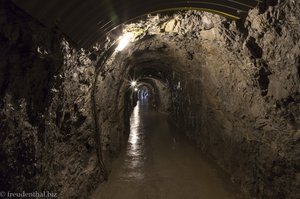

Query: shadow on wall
<box><xmin>0</xmin><ymin>0</ymin><xmax>103</xmax><ymax>197</ymax></box>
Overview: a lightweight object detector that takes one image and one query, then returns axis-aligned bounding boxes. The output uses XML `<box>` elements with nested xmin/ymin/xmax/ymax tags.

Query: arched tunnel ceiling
<box><xmin>12</xmin><ymin>0</ymin><xmax>262</xmax><ymax>48</ymax></box>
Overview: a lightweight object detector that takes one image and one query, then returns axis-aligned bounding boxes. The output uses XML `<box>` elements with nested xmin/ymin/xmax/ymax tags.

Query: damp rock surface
<box><xmin>0</xmin><ymin>0</ymin><xmax>103</xmax><ymax>197</ymax></box>
<box><xmin>95</xmin><ymin>2</ymin><xmax>300</xmax><ymax>198</ymax></box>
<box><xmin>0</xmin><ymin>0</ymin><xmax>299</xmax><ymax>199</ymax></box>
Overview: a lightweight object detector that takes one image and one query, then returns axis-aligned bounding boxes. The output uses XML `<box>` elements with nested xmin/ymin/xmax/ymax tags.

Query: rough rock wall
<box><xmin>98</xmin><ymin>1</ymin><xmax>300</xmax><ymax>198</ymax></box>
<box><xmin>168</xmin><ymin>2</ymin><xmax>300</xmax><ymax>198</ymax></box>
<box><xmin>151</xmin><ymin>78</ymin><xmax>171</xmax><ymax>113</ymax></box>
<box><xmin>1</xmin><ymin>0</ymin><xmax>298</xmax><ymax>198</ymax></box>
<box><xmin>0</xmin><ymin>0</ymin><xmax>102</xmax><ymax>197</ymax></box>
<box><xmin>163</xmin><ymin>4</ymin><xmax>300</xmax><ymax>197</ymax></box>
<box><xmin>94</xmin><ymin>51</ymin><xmax>131</xmax><ymax>171</ymax></box>
<box><xmin>220</xmin><ymin>2</ymin><xmax>300</xmax><ymax>198</ymax></box>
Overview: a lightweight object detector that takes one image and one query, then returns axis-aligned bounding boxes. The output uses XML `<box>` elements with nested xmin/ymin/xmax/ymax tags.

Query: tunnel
<box><xmin>0</xmin><ymin>0</ymin><xmax>299</xmax><ymax>198</ymax></box>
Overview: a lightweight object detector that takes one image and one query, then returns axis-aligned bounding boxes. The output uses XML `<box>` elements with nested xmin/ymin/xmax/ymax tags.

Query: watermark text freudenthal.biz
<box><xmin>0</xmin><ymin>191</ymin><xmax>57</xmax><ymax>198</ymax></box>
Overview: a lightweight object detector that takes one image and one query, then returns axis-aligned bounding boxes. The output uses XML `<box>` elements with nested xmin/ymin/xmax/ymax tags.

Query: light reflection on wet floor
<box><xmin>91</xmin><ymin>101</ymin><xmax>241</xmax><ymax>199</ymax></box>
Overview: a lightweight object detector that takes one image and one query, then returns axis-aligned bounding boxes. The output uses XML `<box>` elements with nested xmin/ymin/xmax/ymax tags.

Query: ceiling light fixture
<box><xmin>130</xmin><ymin>80</ymin><xmax>137</xmax><ymax>87</ymax></box>
<box><xmin>116</xmin><ymin>32</ymin><xmax>134</xmax><ymax>51</ymax></box>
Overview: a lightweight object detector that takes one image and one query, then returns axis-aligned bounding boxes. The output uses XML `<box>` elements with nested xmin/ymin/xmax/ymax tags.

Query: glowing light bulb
<box><xmin>134</xmin><ymin>87</ymin><xmax>138</xmax><ymax>92</ymax></box>
<box><xmin>116</xmin><ymin>32</ymin><xmax>133</xmax><ymax>51</ymax></box>
<box><xmin>131</xmin><ymin>80</ymin><xmax>137</xmax><ymax>87</ymax></box>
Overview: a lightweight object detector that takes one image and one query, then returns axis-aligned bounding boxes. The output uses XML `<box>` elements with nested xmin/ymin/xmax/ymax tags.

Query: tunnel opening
<box><xmin>137</xmin><ymin>86</ymin><xmax>150</xmax><ymax>102</ymax></box>
<box><xmin>92</xmin><ymin>7</ymin><xmax>300</xmax><ymax>198</ymax></box>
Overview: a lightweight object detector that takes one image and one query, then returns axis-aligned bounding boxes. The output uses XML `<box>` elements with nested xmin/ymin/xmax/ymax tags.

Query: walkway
<box><xmin>91</xmin><ymin>101</ymin><xmax>241</xmax><ymax>199</ymax></box>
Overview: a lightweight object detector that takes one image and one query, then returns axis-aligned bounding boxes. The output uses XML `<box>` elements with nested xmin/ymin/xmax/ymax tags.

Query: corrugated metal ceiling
<box><xmin>12</xmin><ymin>0</ymin><xmax>262</xmax><ymax>48</ymax></box>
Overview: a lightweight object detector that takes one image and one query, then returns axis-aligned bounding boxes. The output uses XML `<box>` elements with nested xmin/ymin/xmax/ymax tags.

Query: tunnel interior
<box><xmin>0</xmin><ymin>0</ymin><xmax>300</xmax><ymax>198</ymax></box>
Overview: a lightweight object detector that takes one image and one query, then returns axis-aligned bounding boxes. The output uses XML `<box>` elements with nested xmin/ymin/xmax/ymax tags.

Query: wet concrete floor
<box><xmin>91</xmin><ymin>101</ymin><xmax>241</xmax><ymax>199</ymax></box>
